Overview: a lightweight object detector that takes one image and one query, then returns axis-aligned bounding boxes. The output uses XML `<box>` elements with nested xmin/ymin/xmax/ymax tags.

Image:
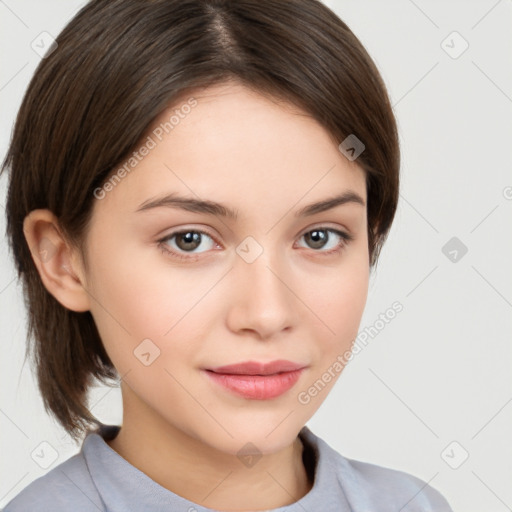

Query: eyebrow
<box><xmin>135</xmin><ymin>191</ymin><xmax>365</xmax><ymax>220</ymax></box>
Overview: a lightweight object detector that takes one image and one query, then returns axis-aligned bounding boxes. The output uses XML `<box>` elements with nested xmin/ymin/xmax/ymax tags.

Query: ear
<box><xmin>22</xmin><ymin>209</ymin><xmax>91</xmax><ymax>312</ymax></box>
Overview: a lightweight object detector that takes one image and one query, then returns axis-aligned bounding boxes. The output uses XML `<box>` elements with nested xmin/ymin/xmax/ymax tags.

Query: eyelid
<box><xmin>157</xmin><ymin>224</ymin><xmax>220</xmax><ymax>243</ymax></box>
<box><xmin>157</xmin><ymin>221</ymin><xmax>352</xmax><ymax>245</ymax></box>
<box><xmin>298</xmin><ymin>221</ymin><xmax>353</xmax><ymax>238</ymax></box>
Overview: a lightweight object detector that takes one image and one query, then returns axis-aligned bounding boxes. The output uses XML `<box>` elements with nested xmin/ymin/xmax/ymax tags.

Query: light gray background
<box><xmin>1</xmin><ymin>1</ymin><xmax>511</xmax><ymax>510</ymax></box>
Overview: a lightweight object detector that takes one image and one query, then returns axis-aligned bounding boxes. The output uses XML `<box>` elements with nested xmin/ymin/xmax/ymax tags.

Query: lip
<box><xmin>206</xmin><ymin>360</ymin><xmax>305</xmax><ymax>376</ymax></box>
<box><xmin>203</xmin><ymin>360</ymin><xmax>307</xmax><ymax>400</ymax></box>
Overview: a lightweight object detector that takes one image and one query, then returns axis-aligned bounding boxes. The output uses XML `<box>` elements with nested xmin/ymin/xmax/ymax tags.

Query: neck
<box><xmin>106</xmin><ymin>388</ymin><xmax>313</xmax><ymax>511</ymax></box>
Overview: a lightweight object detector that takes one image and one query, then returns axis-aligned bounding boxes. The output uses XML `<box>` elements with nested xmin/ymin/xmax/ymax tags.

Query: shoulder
<box><xmin>338</xmin><ymin>455</ymin><xmax>453</xmax><ymax>511</ymax></box>
<box><xmin>303</xmin><ymin>428</ymin><xmax>453</xmax><ymax>511</ymax></box>
<box><xmin>2</xmin><ymin>451</ymin><xmax>103</xmax><ymax>512</ymax></box>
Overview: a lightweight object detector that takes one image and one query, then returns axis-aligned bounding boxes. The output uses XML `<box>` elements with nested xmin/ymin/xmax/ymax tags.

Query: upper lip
<box><xmin>205</xmin><ymin>360</ymin><xmax>306</xmax><ymax>376</ymax></box>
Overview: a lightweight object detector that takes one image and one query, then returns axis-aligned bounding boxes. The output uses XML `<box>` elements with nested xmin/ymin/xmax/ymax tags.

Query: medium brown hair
<box><xmin>1</xmin><ymin>0</ymin><xmax>400</xmax><ymax>441</ymax></box>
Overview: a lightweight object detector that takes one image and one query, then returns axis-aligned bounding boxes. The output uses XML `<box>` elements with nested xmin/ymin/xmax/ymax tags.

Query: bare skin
<box><xmin>23</xmin><ymin>81</ymin><xmax>369</xmax><ymax>510</ymax></box>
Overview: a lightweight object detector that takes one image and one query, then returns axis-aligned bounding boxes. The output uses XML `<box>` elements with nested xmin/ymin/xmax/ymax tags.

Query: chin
<box><xmin>198</xmin><ymin>418</ymin><xmax>304</xmax><ymax>457</ymax></box>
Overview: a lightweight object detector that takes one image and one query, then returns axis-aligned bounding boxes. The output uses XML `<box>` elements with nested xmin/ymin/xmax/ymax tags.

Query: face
<box><xmin>81</xmin><ymin>81</ymin><xmax>369</xmax><ymax>455</ymax></box>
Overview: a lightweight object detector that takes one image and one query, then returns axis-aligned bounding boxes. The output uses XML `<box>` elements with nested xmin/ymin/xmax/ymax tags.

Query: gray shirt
<box><xmin>3</xmin><ymin>424</ymin><xmax>453</xmax><ymax>511</ymax></box>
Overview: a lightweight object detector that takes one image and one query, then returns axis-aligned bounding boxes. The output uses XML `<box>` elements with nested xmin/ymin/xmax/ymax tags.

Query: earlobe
<box><xmin>22</xmin><ymin>209</ymin><xmax>91</xmax><ymax>312</ymax></box>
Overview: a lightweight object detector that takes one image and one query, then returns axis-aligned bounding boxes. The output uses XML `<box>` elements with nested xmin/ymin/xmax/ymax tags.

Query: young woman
<box><xmin>2</xmin><ymin>0</ymin><xmax>453</xmax><ymax>510</ymax></box>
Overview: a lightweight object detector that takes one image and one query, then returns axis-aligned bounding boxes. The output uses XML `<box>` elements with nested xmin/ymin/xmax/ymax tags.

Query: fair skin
<box><xmin>23</xmin><ymin>81</ymin><xmax>369</xmax><ymax>511</ymax></box>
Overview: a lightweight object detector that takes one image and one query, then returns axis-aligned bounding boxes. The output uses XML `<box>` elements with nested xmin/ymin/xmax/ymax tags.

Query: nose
<box><xmin>225</xmin><ymin>243</ymin><xmax>298</xmax><ymax>340</ymax></box>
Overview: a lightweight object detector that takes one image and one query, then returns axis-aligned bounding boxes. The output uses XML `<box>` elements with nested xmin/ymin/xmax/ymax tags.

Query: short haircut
<box><xmin>1</xmin><ymin>0</ymin><xmax>400</xmax><ymax>441</ymax></box>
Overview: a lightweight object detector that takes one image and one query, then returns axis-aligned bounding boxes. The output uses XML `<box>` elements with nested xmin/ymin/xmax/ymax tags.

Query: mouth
<box><xmin>202</xmin><ymin>360</ymin><xmax>307</xmax><ymax>400</ymax></box>
<box><xmin>205</xmin><ymin>359</ymin><xmax>306</xmax><ymax>376</ymax></box>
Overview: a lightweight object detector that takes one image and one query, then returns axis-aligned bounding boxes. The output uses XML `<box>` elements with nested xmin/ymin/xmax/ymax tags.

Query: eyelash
<box><xmin>157</xmin><ymin>227</ymin><xmax>354</xmax><ymax>262</ymax></box>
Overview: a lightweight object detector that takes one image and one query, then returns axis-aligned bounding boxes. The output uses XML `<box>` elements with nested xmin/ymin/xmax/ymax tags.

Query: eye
<box><xmin>157</xmin><ymin>226</ymin><xmax>354</xmax><ymax>262</ymax></box>
<box><xmin>296</xmin><ymin>227</ymin><xmax>353</xmax><ymax>255</ymax></box>
<box><xmin>158</xmin><ymin>229</ymin><xmax>218</xmax><ymax>261</ymax></box>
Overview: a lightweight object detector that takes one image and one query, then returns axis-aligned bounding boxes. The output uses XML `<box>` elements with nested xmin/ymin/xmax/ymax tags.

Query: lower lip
<box><xmin>203</xmin><ymin>369</ymin><xmax>305</xmax><ymax>400</ymax></box>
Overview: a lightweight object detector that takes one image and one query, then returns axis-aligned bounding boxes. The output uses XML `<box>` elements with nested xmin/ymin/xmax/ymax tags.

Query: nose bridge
<box><xmin>228</xmin><ymin>234</ymin><xmax>296</xmax><ymax>336</ymax></box>
<box><xmin>237</xmin><ymin>235</ymin><xmax>287</xmax><ymax>298</ymax></box>
<box><xmin>258</xmin><ymin>258</ymin><xmax>284</xmax><ymax>292</ymax></box>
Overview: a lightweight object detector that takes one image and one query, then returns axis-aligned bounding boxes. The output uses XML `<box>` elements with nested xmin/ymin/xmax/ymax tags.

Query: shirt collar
<box><xmin>82</xmin><ymin>423</ymin><xmax>354</xmax><ymax>512</ymax></box>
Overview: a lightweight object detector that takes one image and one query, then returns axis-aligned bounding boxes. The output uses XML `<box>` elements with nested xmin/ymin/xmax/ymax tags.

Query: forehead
<box><xmin>96</xmin><ymin>82</ymin><xmax>366</xmax><ymax>220</ymax></box>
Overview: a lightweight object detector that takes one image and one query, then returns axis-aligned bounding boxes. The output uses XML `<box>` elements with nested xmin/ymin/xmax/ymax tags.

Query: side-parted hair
<box><xmin>1</xmin><ymin>0</ymin><xmax>400</xmax><ymax>441</ymax></box>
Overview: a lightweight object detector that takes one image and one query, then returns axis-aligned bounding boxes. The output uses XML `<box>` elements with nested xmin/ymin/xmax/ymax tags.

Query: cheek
<box><xmin>338</xmin><ymin>260</ymin><xmax>369</xmax><ymax>320</ymax></box>
<box><xmin>311</xmin><ymin>274</ymin><xmax>368</xmax><ymax>353</ymax></box>
<box><xmin>297</xmin><ymin>258</ymin><xmax>369</xmax><ymax>400</ymax></box>
<box><xmin>83</xmin><ymin>233</ymin><xmax>173</xmax><ymax>365</ymax></box>
<box><xmin>302</xmin><ymin>247</ymin><xmax>369</xmax><ymax>345</ymax></box>
<box><xmin>86</xmin><ymin>239</ymin><xmax>219</xmax><ymax>371</ymax></box>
